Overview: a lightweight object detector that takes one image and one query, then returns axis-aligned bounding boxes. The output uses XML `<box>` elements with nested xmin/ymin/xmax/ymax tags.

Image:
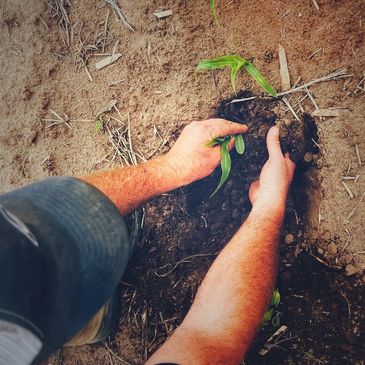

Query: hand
<box><xmin>249</xmin><ymin>126</ymin><xmax>295</xmax><ymax>213</ymax></box>
<box><xmin>163</xmin><ymin>118</ymin><xmax>248</xmax><ymax>186</ymax></box>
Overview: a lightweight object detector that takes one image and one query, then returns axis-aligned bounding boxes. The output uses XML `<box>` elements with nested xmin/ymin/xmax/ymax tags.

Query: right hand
<box><xmin>249</xmin><ymin>126</ymin><xmax>295</xmax><ymax>212</ymax></box>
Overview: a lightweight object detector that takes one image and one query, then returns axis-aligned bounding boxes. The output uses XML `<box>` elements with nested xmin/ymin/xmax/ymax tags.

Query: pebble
<box><xmin>304</xmin><ymin>152</ymin><xmax>313</xmax><ymax>163</ymax></box>
<box><xmin>327</xmin><ymin>242</ymin><xmax>338</xmax><ymax>255</ymax></box>
<box><xmin>345</xmin><ymin>264</ymin><xmax>357</xmax><ymax>276</ymax></box>
<box><xmin>285</xmin><ymin>233</ymin><xmax>295</xmax><ymax>244</ymax></box>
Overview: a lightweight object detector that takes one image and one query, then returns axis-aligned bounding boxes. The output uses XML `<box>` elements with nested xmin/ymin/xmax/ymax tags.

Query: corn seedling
<box><xmin>263</xmin><ymin>289</ymin><xmax>281</xmax><ymax>326</ymax></box>
<box><xmin>196</xmin><ymin>55</ymin><xmax>277</xmax><ymax>96</ymax></box>
<box><xmin>209</xmin><ymin>0</ymin><xmax>219</xmax><ymax>24</ymax></box>
<box><xmin>208</xmin><ymin>134</ymin><xmax>245</xmax><ymax>196</ymax></box>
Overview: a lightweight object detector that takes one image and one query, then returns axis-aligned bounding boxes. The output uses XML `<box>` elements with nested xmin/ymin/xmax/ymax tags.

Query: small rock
<box><xmin>327</xmin><ymin>242</ymin><xmax>338</xmax><ymax>255</ymax></box>
<box><xmin>345</xmin><ymin>264</ymin><xmax>357</xmax><ymax>276</ymax></box>
<box><xmin>340</xmin><ymin>254</ymin><xmax>354</xmax><ymax>265</ymax></box>
<box><xmin>304</xmin><ymin>152</ymin><xmax>313</xmax><ymax>163</ymax></box>
<box><xmin>285</xmin><ymin>233</ymin><xmax>295</xmax><ymax>244</ymax></box>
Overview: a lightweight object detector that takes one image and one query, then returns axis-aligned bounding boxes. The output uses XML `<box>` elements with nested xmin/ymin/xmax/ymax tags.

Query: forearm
<box><xmin>80</xmin><ymin>156</ymin><xmax>182</xmax><ymax>215</ymax></box>
<box><xmin>147</xmin><ymin>204</ymin><xmax>284</xmax><ymax>365</ymax></box>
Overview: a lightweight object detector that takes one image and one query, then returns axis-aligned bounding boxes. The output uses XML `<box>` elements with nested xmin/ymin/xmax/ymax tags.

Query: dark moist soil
<box><xmin>118</xmin><ymin>91</ymin><xmax>365</xmax><ymax>364</ymax></box>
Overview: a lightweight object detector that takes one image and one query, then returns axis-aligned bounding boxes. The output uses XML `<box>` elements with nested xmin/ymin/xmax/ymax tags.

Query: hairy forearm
<box><xmin>147</xmin><ymin>204</ymin><xmax>284</xmax><ymax>365</ymax></box>
<box><xmin>80</xmin><ymin>156</ymin><xmax>181</xmax><ymax>215</ymax></box>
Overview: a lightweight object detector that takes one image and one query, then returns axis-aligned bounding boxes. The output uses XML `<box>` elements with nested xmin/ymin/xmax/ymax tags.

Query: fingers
<box><xmin>227</xmin><ymin>139</ymin><xmax>235</xmax><ymax>151</ymax></box>
<box><xmin>284</xmin><ymin>152</ymin><xmax>296</xmax><ymax>176</ymax></box>
<box><xmin>266</xmin><ymin>126</ymin><xmax>284</xmax><ymax>161</ymax></box>
<box><xmin>208</xmin><ymin>118</ymin><xmax>248</xmax><ymax>137</ymax></box>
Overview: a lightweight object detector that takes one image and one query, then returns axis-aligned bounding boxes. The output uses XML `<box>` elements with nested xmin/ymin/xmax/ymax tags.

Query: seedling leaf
<box><xmin>271</xmin><ymin>289</ymin><xmax>281</xmax><ymax>307</ymax></box>
<box><xmin>209</xmin><ymin>0</ymin><xmax>219</xmax><ymax>24</ymax></box>
<box><xmin>206</xmin><ymin>135</ymin><xmax>230</xmax><ymax>147</ymax></box>
<box><xmin>210</xmin><ymin>139</ymin><xmax>231</xmax><ymax>197</ymax></box>
<box><xmin>245</xmin><ymin>62</ymin><xmax>277</xmax><ymax>97</ymax></box>
<box><xmin>196</xmin><ymin>55</ymin><xmax>276</xmax><ymax>95</ymax></box>
<box><xmin>263</xmin><ymin>308</ymin><xmax>273</xmax><ymax>322</ymax></box>
<box><xmin>234</xmin><ymin>134</ymin><xmax>245</xmax><ymax>154</ymax></box>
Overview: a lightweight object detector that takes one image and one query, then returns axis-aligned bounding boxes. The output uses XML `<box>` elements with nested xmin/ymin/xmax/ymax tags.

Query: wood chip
<box><xmin>153</xmin><ymin>10</ymin><xmax>173</xmax><ymax>19</ymax></box>
<box><xmin>260</xmin><ymin>326</ymin><xmax>288</xmax><ymax>356</ymax></box>
<box><xmin>311</xmin><ymin>109</ymin><xmax>343</xmax><ymax>117</ymax></box>
<box><xmin>278</xmin><ymin>44</ymin><xmax>290</xmax><ymax>90</ymax></box>
<box><xmin>348</xmin><ymin>192</ymin><xmax>365</xmax><ymax>220</ymax></box>
<box><xmin>95</xmin><ymin>53</ymin><xmax>122</xmax><ymax>70</ymax></box>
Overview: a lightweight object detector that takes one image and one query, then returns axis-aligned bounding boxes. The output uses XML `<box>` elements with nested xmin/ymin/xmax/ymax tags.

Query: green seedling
<box><xmin>263</xmin><ymin>289</ymin><xmax>281</xmax><ymax>326</ymax></box>
<box><xmin>95</xmin><ymin>116</ymin><xmax>104</xmax><ymax>133</ymax></box>
<box><xmin>208</xmin><ymin>134</ymin><xmax>245</xmax><ymax>196</ymax></box>
<box><xmin>209</xmin><ymin>0</ymin><xmax>219</xmax><ymax>24</ymax></box>
<box><xmin>196</xmin><ymin>55</ymin><xmax>277</xmax><ymax>96</ymax></box>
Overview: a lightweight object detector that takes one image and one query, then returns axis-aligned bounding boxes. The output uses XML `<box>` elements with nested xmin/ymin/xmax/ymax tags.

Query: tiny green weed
<box><xmin>95</xmin><ymin>116</ymin><xmax>104</xmax><ymax>133</ymax></box>
<box><xmin>263</xmin><ymin>289</ymin><xmax>281</xmax><ymax>326</ymax></box>
<box><xmin>207</xmin><ymin>134</ymin><xmax>245</xmax><ymax>196</ymax></box>
<box><xmin>196</xmin><ymin>55</ymin><xmax>277</xmax><ymax>96</ymax></box>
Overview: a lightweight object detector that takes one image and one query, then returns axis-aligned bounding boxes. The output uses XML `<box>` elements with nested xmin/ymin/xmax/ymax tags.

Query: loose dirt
<box><xmin>1</xmin><ymin>0</ymin><xmax>364</xmax><ymax>364</ymax></box>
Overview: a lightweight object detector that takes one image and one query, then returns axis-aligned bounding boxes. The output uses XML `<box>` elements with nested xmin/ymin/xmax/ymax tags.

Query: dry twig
<box><xmin>104</xmin><ymin>0</ymin><xmax>134</xmax><ymax>32</ymax></box>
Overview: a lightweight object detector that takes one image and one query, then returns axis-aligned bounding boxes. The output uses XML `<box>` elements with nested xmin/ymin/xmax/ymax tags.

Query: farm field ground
<box><xmin>0</xmin><ymin>1</ymin><xmax>364</xmax><ymax>364</ymax></box>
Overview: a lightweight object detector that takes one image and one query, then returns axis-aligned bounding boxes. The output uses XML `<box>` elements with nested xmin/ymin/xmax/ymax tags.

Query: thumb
<box><xmin>267</xmin><ymin>126</ymin><xmax>284</xmax><ymax>160</ymax></box>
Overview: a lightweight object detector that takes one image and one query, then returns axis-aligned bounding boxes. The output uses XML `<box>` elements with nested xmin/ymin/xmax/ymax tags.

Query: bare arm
<box><xmin>81</xmin><ymin>119</ymin><xmax>247</xmax><ymax>215</ymax></box>
<box><xmin>146</xmin><ymin>126</ymin><xmax>295</xmax><ymax>365</ymax></box>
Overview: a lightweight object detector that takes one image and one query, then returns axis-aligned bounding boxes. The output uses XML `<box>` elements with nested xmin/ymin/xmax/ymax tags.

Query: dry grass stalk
<box><xmin>308</xmin><ymin>48</ymin><xmax>323</xmax><ymax>60</ymax></box>
<box><xmin>154</xmin><ymin>252</ymin><xmax>219</xmax><ymax>278</ymax></box>
<box><xmin>311</xmin><ymin>0</ymin><xmax>320</xmax><ymax>11</ymax></box>
<box><xmin>104</xmin><ymin>0</ymin><xmax>134</xmax><ymax>32</ymax></box>
<box><xmin>103</xmin><ymin>341</ymin><xmax>131</xmax><ymax>365</ymax></box>
<box><xmin>43</xmin><ymin>109</ymin><xmax>72</xmax><ymax>129</ymax></box>
<box><xmin>48</xmin><ymin>0</ymin><xmax>71</xmax><ymax>45</ymax></box>
<box><xmin>342</xmin><ymin>181</ymin><xmax>354</xmax><ymax>199</ymax></box>
<box><xmin>348</xmin><ymin>192</ymin><xmax>365</xmax><ymax>220</ymax></box>
<box><xmin>355</xmin><ymin>144</ymin><xmax>362</xmax><ymax>166</ymax></box>
<box><xmin>106</xmin><ymin>109</ymin><xmax>144</xmax><ymax>167</ymax></box>
<box><xmin>276</xmin><ymin>68</ymin><xmax>352</xmax><ymax>97</ymax></box>
<box><xmin>282</xmin><ymin>97</ymin><xmax>300</xmax><ymax>121</ymax></box>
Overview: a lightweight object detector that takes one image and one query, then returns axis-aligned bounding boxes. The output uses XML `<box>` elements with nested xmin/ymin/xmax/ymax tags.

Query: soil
<box><xmin>1</xmin><ymin>0</ymin><xmax>365</xmax><ymax>364</ymax></box>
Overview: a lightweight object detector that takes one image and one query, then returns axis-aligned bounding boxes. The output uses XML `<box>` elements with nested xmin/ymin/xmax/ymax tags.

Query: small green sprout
<box><xmin>209</xmin><ymin>0</ymin><xmax>219</xmax><ymax>24</ymax></box>
<box><xmin>263</xmin><ymin>289</ymin><xmax>281</xmax><ymax>326</ymax></box>
<box><xmin>208</xmin><ymin>134</ymin><xmax>245</xmax><ymax>197</ymax></box>
<box><xmin>96</xmin><ymin>116</ymin><xmax>104</xmax><ymax>133</ymax></box>
<box><xmin>196</xmin><ymin>55</ymin><xmax>277</xmax><ymax>96</ymax></box>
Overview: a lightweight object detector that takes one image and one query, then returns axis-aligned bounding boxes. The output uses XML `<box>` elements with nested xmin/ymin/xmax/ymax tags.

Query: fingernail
<box><xmin>273</xmin><ymin>126</ymin><xmax>279</xmax><ymax>136</ymax></box>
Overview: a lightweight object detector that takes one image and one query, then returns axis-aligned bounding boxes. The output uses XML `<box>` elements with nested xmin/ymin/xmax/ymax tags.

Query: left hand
<box><xmin>163</xmin><ymin>118</ymin><xmax>248</xmax><ymax>186</ymax></box>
